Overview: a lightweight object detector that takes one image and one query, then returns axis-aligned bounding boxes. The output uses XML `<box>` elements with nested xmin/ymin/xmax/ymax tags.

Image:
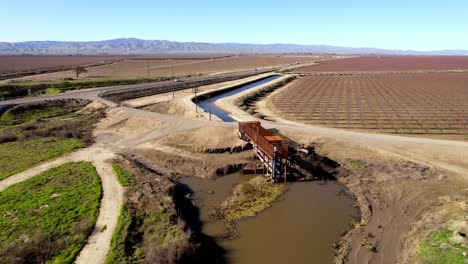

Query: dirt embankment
<box><xmin>157</xmin><ymin>126</ymin><xmax>248</xmax><ymax>153</ymax></box>
<box><xmin>283</xmin><ymin>132</ymin><xmax>468</xmax><ymax>264</ymax></box>
<box><xmin>134</xmin><ymin>144</ymin><xmax>253</xmax><ymax>179</ymax></box>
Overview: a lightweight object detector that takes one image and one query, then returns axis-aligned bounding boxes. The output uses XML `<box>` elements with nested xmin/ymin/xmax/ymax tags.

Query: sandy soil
<box><xmin>157</xmin><ymin>126</ymin><xmax>247</xmax><ymax>153</ymax></box>
<box><xmin>0</xmin><ymin>146</ymin><xmax>124</xmax><ymax>264</ymax></box>
<box><xmin>94</xmin><ymin>107</ymin><xmax>165</xmax><ymax>144</ymax></box>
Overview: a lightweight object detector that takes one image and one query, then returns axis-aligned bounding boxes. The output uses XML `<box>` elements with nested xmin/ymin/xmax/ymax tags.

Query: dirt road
<box><xmin>74</xmin><ymin>147</ymin><xmax>124</xmax><ymax>264</ymax></box>
<box><xmin>0</xmin><ymin>69</ymin><xmax>271</xmax><ymax>107</ymax></box>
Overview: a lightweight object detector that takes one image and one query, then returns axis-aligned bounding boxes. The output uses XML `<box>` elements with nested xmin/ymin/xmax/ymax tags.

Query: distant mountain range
<box><xmin>1</xmin><ymin>38</ymin><xmax>467</xmax><ymax>55</ymax></box>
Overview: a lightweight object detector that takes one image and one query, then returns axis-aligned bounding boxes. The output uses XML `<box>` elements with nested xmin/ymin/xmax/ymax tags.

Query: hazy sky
<box><xmin>1</xmin><ymin>0</ymin><xmax>467</xmax><ymax>51</ymax></box>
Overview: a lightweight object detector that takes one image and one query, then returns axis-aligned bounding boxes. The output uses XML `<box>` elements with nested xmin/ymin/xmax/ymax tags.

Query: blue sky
<box><xmin>1</xmin><ymin>0</ymin><xmax>467</xmax><ymax>50</ymax></box>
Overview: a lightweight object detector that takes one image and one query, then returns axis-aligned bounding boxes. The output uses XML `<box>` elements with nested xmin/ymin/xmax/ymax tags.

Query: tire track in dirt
<box><xmin>75</xmin><ymin>147</ymin><xmax>124</xmax><ymax>264</ymax></box>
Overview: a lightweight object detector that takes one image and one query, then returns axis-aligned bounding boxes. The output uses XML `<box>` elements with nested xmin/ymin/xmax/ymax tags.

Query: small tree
<box><xmin>73</xmin><ymin>66</ymin><xmax>88</xmax><ymax>78</ymax></box>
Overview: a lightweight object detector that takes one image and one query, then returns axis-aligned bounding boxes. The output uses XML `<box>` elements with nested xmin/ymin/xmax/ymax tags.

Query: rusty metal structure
<box><xmin>238</xmin><ymin>121</ymin><xmax>288</xmax><ymax>182</ymax></box>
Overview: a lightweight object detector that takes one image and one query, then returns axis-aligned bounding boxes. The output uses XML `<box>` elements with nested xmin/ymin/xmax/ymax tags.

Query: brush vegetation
<box><xmin>0</xmin><ymin>77</ymin><xmax>170</xmax><ymax>99</ymax></box>
<box><xmin>105</xmin><ymin>205</ymin><xmax>185</xmax><ymax>264</ymax></box>
<box><xmin>106</xmin><ymin>159</ymin><xmax>189</xmax><ymax>264</ymax></box>
<box><xmin>418</xmin><ymin>229</ymin><xmax>468</xmax><ymax>264</ymax></box>
<box><xmin>212</xmin><ymin>176</ymin><xmax>287</xmax><ymax>222</ymax></box>
<box><xmin>0</xmin><ymin>100</ymin><xmax>104</xmax><ymax>180</ymax></box>
<box><xmin>0</xmin><ymin>162</ymin><xmax>102</xmax><ymax>263</ymax></box>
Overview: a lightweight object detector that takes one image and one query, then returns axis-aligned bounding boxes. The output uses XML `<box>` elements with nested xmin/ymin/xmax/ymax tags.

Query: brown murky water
<box><xmin>179</xmin><ymin>174</ymin><xmax>359</xmax><ymax>264</ymax></box>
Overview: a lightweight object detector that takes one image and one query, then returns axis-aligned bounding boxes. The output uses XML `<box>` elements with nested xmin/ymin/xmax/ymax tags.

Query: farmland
<box><xmin>0</xmin><ymin>55</ymin><xmax>127</xmax><ymax>74</ymax></box>
<box><xmin>296</xmin><ymin>56</ymin><xmax>468</xmax><ymax>72</ymax></box>
<box><xmin>270</xmin><ymin>72</ymin><xmax>468</xmax><ymax>135</ymax></box>
<box><xmin>4</xmin><ymin>55</ymin><xmax>325</xmax><ymax>83</ymax></box>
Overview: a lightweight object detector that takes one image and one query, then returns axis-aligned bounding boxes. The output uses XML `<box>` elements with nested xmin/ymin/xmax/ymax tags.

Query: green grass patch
<box><xmin>0</xmin><ymin>105</ymin><xmax>70</xmax><ymax>129</ymax></box>
<box><xmin>112</xmin><ymin>164</ymin><xmax>134</xmax><ymax>187</ymax></box>
<box><xmin>418</xmin><ymin>229</ymin><xmax>468</xmax><ymax>264</ymax></box>
<box><xmin>0</xmin><ymin>137</ymin><xmax>83</xmax><ymax>181</ymax></box>
<box><xmin>213</xmin><ymin>176</ymin><xmax>287</xmax><ymax>221</ymax></box>
<box><xmin>0</xmin><ymin>162</ymin><xmax>102</xmax><ymax>263</ymax></box>
<box><xmin>347</xmin><ymin>160</ymin><xmax>367</xmax><ymax>170</ymax></box>
<box><xmin>44</xmin><ymin>88</ymin><xmax>62</xmax><ymax>95</ymax></box>
<box><xmin>0</xmin><ymin>100</ymin><xmax>103</xmax><ymax>180</ymax></box>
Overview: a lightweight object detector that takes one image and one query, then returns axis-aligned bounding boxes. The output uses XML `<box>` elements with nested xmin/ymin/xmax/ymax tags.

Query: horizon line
<box><xmin>2</xmin><ymin>37</ymin><xmax>468</xmax><ymax>53</ymax></box>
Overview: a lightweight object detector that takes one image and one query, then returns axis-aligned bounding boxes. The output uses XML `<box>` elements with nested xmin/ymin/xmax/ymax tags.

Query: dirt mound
<box><xmin>79</xmin><ymin>101</ymin><xmax>107</xmax><ymax>113</ymax></box>
<box><xmin>94</xmin><ymin>108</ymin><xmax>163</xmax><ymax>142</ymax></box>
<box><xmin>158</xmin><ymin>126</ymin><xmax>247</xmax><ymax>153</ymax></box>
<box><xmin>142</xmin><ymin>100</ymin><xmax>188</xmax><ymax>116</ymax></box>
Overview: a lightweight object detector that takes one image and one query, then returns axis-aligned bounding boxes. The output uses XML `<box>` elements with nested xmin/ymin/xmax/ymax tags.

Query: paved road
<box><xmin>0</xmin><ymin>69</ymin><xmax>274</xmax><ymax>107</ymax></box>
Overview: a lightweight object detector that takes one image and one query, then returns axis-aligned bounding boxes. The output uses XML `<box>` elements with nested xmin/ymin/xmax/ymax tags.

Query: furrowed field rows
<box><xmin>296</xmin><ymin>56</ymin><xmax>468</xmax><ymax>72</ymax></box>
<box><xmin>271</xmin><ymin>73</ymin><xmax>468</xmax><ymax>134</ymax></box>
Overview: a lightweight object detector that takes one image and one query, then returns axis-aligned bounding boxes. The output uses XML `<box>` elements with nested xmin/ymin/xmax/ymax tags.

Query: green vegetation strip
<box><xmin>0</xmin><ymin>162</ymin><xmax>102</xmax><ymax>264</ymax></box>
<box><xmin>214</xmin><ymin>176</ymin><xmax>287</xmax><ymax>221</ymax></box>
<box><xmin>0</xmin><ymin>137</ymin><xmax>82</xmax><ymax>181</ymax></box>
<box><xmin>0</xmin><ymin>78</ymin><xmax>170</xmax><ymax>98</ymax></box>
<box><xmin>418</xmin><ymin>229</ymin><xmax>468</xmax><ymax>264</ymax></box>
<box><xmin>112</xmin><ymin>164</ymin><xmax>134</xmax><ymax>187</ymax></box>
<box><xmin>0</xmin><ymin>105</ymin><xmax>67</xmax><ymax>129</ymax></box>
<box><xmin>105</xmin><ymin>207</ymin><xmax>183</xmax><ymax>263</ymax></box>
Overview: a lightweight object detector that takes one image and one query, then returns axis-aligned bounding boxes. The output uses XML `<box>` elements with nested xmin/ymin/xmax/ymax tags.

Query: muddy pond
<box><xmin>179</xmin><ymin>173</ymin><xmax>359</xmax><ymax>263</ymax></box>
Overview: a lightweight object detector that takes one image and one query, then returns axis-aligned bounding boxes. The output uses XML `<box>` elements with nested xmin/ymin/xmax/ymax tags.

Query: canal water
<box><xmin>179</xmin><ymin>174</ymin><xmax>359</xmax><ymax>264</ymax></box>
<box><xmin>197</xmin><ymin>75</ymin><xmax>281</xmax><ymax>122</ymax></box>
<box><xmin>189</xmin><ymin>74</ymin><xmax>359</xmax><ymax>263</ymax></box>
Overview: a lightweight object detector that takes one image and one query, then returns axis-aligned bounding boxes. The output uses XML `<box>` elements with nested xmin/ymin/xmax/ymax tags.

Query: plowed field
<box><xmin>8</xmin><ymin>55</ymin><xmax>325</xmax><ymax>82</ymax></box>
<box><xmin>297</xmin><ymin>56</ymin><xmax>468</xmax><ymax>72</ymax></box>
<box><xmin>271</xmin><ymin>73</ymin><xmax>468</xmax><ymax>135</ymax></box>
<box><xmin>0</xmin><ymin>55</ymin><xmax>126</xmax><ymax>74</ymax></box>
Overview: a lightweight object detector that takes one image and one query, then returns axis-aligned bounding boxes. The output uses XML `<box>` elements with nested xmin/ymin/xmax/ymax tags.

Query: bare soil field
<box><xmin>270</xmin><ymin>73</ymin><xmax>468</xmax><ymax>136</ymax></box>
<box><xmin>296</xmin><ymin>56</ymin><xmax>468</xmax><ymax>72</ymax></box>
<box><xmin>6</xmin><ymin>55</ymin><xmax>325</xmax><ymax>82</ymax></box>
<box><xmin>0</xmin><ymin>55</ymin><xmax>126</xmax><ymax>74</ymax></box>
